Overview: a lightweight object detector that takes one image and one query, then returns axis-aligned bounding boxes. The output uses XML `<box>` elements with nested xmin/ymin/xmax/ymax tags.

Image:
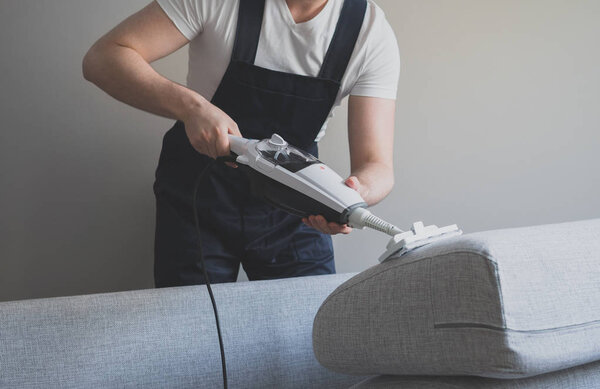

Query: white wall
<box><xmin>324</xmin><ymin>0</ymin><xmax>600</xmax><ymax>274</ymax></box>
<box><xmin>1</xmin><ymin>0</ymin><xmax>599</xmax><ymax>301</ymax></box>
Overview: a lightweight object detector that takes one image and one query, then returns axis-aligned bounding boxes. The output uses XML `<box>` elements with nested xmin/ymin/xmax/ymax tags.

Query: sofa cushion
<box><xmin>351</xmin><ymin>359</ymin><xmax>600</xmax><ymax>389</ymax></box>
<box><xmin>313</xmin><ymin>219</ymin><xmax>600</xmax><ymax>379</ymax></box>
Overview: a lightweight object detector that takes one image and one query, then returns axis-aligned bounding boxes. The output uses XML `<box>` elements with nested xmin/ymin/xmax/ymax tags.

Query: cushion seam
<box><xmin>433</xmin><ymin>318</ymin><xmax>600</xmax><ymax>333</ymax></box>
<box><xmin>490</xmin><ymin>259</ymin><xmax>507</xmax><ymax>328</ymax></box>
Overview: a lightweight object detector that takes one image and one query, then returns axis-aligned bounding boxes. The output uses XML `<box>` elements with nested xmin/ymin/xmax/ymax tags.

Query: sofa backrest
<box><xmin>1</xmin><ymin>273</ymin><xmax>361</xmax><ymax>388</ymax></box>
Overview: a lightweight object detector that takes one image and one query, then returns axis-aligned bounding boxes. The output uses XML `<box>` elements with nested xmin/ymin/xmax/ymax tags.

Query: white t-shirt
<box><xmin>156</xmin><ymin>0</ymin><xmax>400</xmax><ymax>140</ymax></box>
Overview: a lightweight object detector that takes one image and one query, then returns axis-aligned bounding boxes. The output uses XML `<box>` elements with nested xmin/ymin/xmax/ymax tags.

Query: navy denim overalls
<box><xmin>153</xmin><ymin>0</ymin><xmax>367</xmax><ymax>287</ymax></box>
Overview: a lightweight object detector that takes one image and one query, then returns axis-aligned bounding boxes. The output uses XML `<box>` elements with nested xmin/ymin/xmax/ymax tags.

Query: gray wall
<box><xmin>1</xmin><ymin>0</ymin><xmax>599</xmax><ymax>302</ymax></box>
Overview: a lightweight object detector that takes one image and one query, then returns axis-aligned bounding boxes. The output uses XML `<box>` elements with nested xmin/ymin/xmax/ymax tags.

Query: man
<box><xmin>83</xmin><ymin>0</ymin><xmax>399</xmax><ymax>287</ymax></box>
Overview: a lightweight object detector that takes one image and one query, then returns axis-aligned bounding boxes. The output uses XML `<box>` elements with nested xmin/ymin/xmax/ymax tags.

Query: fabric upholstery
<box><xmin>351</xmin><ymin>360</ymin><xmax>600</xmax><ymax>388</ymax></box>
<box><xmin>313</xmin><ymin>219</ymin><xmax>600</xmax><ymax>379</ymax></box>
<box><xmin>0</xmin><ymin>273</ymin><xmax>362</xmax><ymax>389</ymax></box>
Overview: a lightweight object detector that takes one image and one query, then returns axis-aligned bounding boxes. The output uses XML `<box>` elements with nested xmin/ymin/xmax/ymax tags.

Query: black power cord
<box><xmin>192</xmin><ymin>161</ymin><xmax>228</xmax><ymax>389</ymax></box>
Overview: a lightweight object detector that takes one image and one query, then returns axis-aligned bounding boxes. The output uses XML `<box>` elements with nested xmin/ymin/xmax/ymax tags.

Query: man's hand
<box><xmin>302</xmin><ymin>95</ymin><xmax>396</xmax><ymax>235</ymax></box>
<box><xmin>301</xmin><ymin>176</ymin><xmax>366</xmax><ymax>235</ymax></box>
<box><xmin>182</xmin><ymin>98</ymin><xmax>242</xmax><ymax>159</ymax></box>
<box><xmin>82</xmin><ymin>0</ymin><xmax>243</xmax><ymax>163</ymax></box>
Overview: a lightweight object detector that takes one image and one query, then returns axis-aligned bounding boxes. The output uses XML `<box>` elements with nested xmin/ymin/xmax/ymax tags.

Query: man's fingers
<box><xmin>228</xmin><ymin>122</ymin><xmax>242</xmax><ymax>137</ymax></box>
<box><xmin>193</xmin><ymin>131</ymin><xmax>215</xmax><ymax>158</ymax></box>
<box><xmin>304</xmin><ymin>216</ymin><xmax>323</xmax><ymax>233</ymax></box>
<box><xmin>302</xmin><ymin>217</ymin><xmax>315</xmax><ymax>231</ymax></box>
<box><xmin>304</xmin><ymin>215</ymin><xmax>352</xmax><ymax>235</ymax></box>
<box><xmin>215</xmin><ymin>128</ymin><xmax>230</xmax><ymax>157</ymax></box>
<box><xmin>345</xmin><ymin>176</ymin><xmax>360</xmax><ymax>190</ymax></box>
<box><xmin>312</xmin><ymin>215</ymin><xmax>332</xmax><ymax>234</ymax></box>
<box><xmin>345</xmin><ymin>175</ymin><xmax>370</xmax><ymax>199</ymax></box>
<box><xmin>303</xmin><ymin>215</ymin><xmax>352</xmax><ymax>235</ymax></box>
<box><xmin>198</xmin><ymin>144</ymin><xmax>210</xmax><ymax>158</ymax></box>
<box><xmin>329</xmin><ymin>222</ymin><xmax>352</xmax><ymax>234</ymax></box>
<box><xmin>306</xmin><ymin>216</ymin><xmax>319</xmax><ymax>231</ymax></box>
<box><xmin>207</xmin><ymin>140</ymin><xmax>218</xmax><ymax>159</ymax></box>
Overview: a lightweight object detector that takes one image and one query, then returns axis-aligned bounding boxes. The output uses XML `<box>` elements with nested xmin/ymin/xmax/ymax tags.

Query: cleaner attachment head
<box><xmin>345</xmin><ymin>208</ymin><xmax>462</xmax><ymax>262</ymax></box>
<box><xmin>377</xmin><ymin>221</ymin><xmax>462</xmax><ymax>263</ymax></box>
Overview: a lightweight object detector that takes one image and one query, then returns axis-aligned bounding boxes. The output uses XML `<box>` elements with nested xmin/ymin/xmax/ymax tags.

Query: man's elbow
<box><xmin>383</xmin><ymin>165</ymin><xmax>395</xmax><ymax>197</ymax></box>
<box><xmin>82</xmin><ymin>44</ymin><xmax>103</xmax><ymax>84</ymax></box>
<box><xmin>385</xmin><ymin>175</ymin><xmax>395</xmax><ymax>198</ymax></box>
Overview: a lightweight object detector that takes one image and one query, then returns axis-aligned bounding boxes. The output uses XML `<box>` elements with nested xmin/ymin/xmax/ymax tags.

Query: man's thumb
<box><xmin>345</xmin><ymin>176</ymin><xmax>360</xmax><ymax>190</ymax></box>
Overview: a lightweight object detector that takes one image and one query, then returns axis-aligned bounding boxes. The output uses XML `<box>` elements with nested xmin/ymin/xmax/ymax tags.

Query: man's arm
<box><xmin>302</xmin><ymin>95</ymin><xmax>396</xmax><ymax>234</ymax></box>
<box><xmin>82</xmin><ymin>1</ymin><xmax>240</xmax><ymax>158</ymax></box>
<box><xmin>346</xmin><ymin>95</ymin><xmax>396</xmax><ymax>205</ymax></box>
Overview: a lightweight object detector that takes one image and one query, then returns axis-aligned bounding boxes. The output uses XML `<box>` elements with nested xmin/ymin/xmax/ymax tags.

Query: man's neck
<box><xmin>285</xmin><ymin>0</ymin><xmax>329</xmax><ymax>23</ymax></box>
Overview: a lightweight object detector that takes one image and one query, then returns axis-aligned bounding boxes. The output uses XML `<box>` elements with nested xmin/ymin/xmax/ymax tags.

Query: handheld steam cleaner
<box><xmin>196</xmin><ymin>133</ymin><xmax>463</xmax><ymax>388</ymax></box>
<box><xmin>227</xmin><ymin>133</ymin><xmax>462</xmax><ymax>261</ymax></box>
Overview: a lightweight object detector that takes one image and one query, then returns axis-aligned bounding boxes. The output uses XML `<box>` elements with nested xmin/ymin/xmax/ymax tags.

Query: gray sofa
<box><xmin>2</xmin><ymin>219</ymin><xmax>600</xmax><ymax>388</ymax></box>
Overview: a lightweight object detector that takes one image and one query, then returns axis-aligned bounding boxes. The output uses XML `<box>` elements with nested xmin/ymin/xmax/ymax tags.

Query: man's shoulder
<box><xmin>363</xmin><ymin>0</ymin><xmax>395</xmax><ymax>39</ymax></box>
<box><xmin>157</xmin><ymin>0</ymin><xmax>240</xmax><ymax>37</ymax></box>
<box><xmin>345</xmin><ymin>0</ymin><xmax>400</xmax><ymax>99</ymax></box>
<box><xmin>200</xmin><ymin>0</ymin><xmax>240</xmax><ymax>28</ymax></box>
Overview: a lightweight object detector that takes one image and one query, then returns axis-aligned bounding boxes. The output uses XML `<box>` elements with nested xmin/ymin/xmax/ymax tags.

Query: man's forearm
<box><xmin>82</xmin><ymin>2</ymin><xmax>241</xmax><ymax>160</ymax></box>
<box><xmin>351</xmin><ymin>162</ymin><xmax>394</xmax><ymax>206</ymax></box>
<box><xmin>83</xmin><ymin>41</ymin><xmax>202</xmax><ymax>122</ymax></box>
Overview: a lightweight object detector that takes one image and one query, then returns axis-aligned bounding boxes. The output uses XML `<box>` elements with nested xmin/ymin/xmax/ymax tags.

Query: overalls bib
<box><xmin>153</xmin><ymin>0</ymin><xmax>367</xmax><ymax>287</ymax></box>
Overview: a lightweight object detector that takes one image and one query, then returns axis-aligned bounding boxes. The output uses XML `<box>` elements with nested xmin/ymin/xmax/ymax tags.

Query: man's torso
<box><xmin>157</xmin><ymin>0</ymin><xmax>400</xmax><ymax>140</ymax></box>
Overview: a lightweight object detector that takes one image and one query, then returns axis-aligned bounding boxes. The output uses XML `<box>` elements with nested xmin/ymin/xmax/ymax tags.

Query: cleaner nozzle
<box><xmin>348</xmin><ymin>209</ymin><xmax>462</xmax><ymax>261</ymax></box>
<box><xmin>348</xmin><ymin>209</ymin><xmax>462</xmax><ymax>262</ymax></box>
<box><xmin>378</xmin><ymin>221</ymin><xmax>463</xmax><ymax>263</ymax></box>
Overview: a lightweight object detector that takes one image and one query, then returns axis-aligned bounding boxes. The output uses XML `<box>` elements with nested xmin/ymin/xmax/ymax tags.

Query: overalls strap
<box><xmin>318</xmin><ymin>0</ymin><xmax>368</xmax><ymax>82</ymax></box>
<box><xmin>231</xmin><ymin>0</ymin><xmax>266</xmax><ymax>63</ymax></box>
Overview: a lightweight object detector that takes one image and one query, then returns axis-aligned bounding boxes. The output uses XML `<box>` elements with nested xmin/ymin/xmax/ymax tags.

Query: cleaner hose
<box><xmin>348</xmin><ymin>208</ymin><xmax>403</xmax><ymax>236</ymax></box>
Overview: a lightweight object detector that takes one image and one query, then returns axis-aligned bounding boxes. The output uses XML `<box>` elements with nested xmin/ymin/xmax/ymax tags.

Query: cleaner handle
<box><xmin>227</xmin><ymin>133</ymin><xmax>252</xmax><ymax>157</ymax></box>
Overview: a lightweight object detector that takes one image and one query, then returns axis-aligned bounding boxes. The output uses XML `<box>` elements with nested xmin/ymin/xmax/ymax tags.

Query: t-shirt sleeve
<box><xmin>350</xmin><ymin>17</ymin><xmax>400</xmax><ymax>100</ymax></box>
<box><xmin>155</xmin><ymin>0</ymin><xmax>204</xmax><ymax>40</ymax></box>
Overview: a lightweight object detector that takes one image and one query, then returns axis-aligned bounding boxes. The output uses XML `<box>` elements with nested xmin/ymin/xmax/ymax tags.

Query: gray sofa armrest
<box><xmin>314</xmin><ymin>219</ymin><xmax>600</xmax><ymax>379</ymax></box>
<box><xmin>1</xmin><ymin>273</ymin><xmax>362</xmax><ymax>388</ymax></box>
